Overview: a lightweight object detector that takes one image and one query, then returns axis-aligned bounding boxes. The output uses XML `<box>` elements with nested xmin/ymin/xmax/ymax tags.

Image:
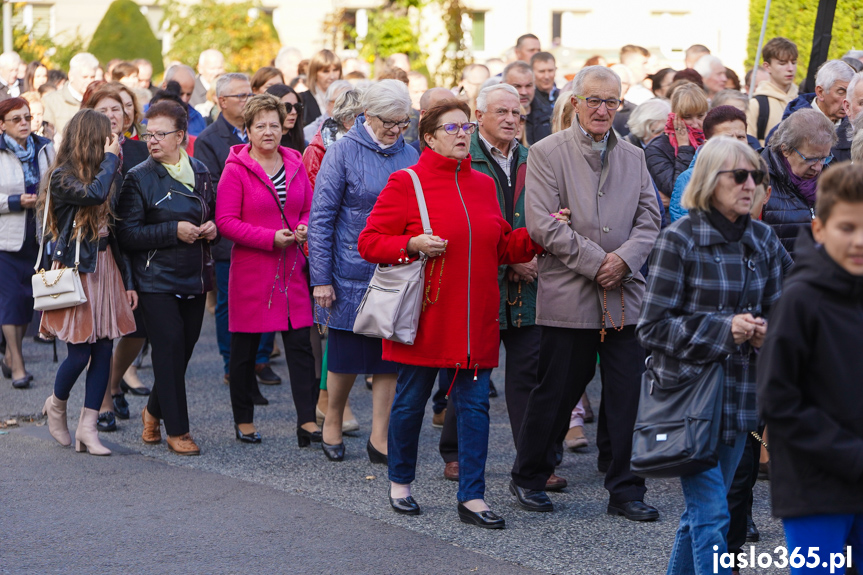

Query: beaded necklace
<box><xmin>599</xmin><ymin>288</ymin><xmax>625</xmax><ymax>343</ymax></box>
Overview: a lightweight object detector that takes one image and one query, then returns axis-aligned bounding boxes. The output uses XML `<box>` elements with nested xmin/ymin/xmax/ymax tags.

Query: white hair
<box><xmin>325</xmin><ymin>79</ymin><xmax>352</xmax><ymax>104</ymax></box>
<box><xmin>572</xmin><ymin>66</ymin><xmax>621</xmax><ymax>97</ymax></box>
<box><xmin>694</xmin><ymin>54</ymin><xmax>723</xmax><ymax>79</ymax></box>
<box><xmin>479</xmin><ymin>76</ymin><xmax>502</xmax><ymax>92</ymax></box>
<box><xmin>847</xmin><ymin>71</ymin><xmax>863</xmax><ymax>102</ymax></box>
<box><xmin>164</xmin><ymin>64</ymin><xmax>195</xmax><ymax>82</ymax></box>
<box><xmin>361</xmin><ymin>79</ymin><xmax>412</xmax><ymax>118</ymax></box>
<box><xmin>628</xmin><ymin>98</ymin><xmax>671</xmax><ymax>140</ymax></box>
<box><xmin>215</xmin><ymin>73</ymin><xmax>249</xmax><ymax>97</ymax></box>
<box><xmin>275</xmin><ymin>47</ymin><xmax>302</xmax><ymax>70</ymax></box>
<box><xmin>69</xmin><ymin>52</ymin><xmax>99</xmax><ymax>74</ymax></box>
<box><xmin>476</xmin><ymin>83</ymin><xmax>520</xmax><ymax>112</ymax></box>
<box><xmin>197</xmin><ymin>49</ymin><xmax>224</xmax><ymax>67</ymax></box>
<box><xmin>816</xmin><ymin>59</ymin><xmax>855</xmax><ymax>93</ymax></box>
<box><xmin>0</xmin><ymin>51</ymin><xmax>22</xmax><ymax>70</ymax></box>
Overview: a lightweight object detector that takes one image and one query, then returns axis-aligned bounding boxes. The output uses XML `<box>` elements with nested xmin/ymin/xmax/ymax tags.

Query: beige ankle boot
<box><xmin>42</xmin><ymin>394</ymin><xmax>71</xmax><ymax>447</ymax></box>
<box><xmin>75</xmin><ymin>407</ymin><xmax>111</xmax><ymax>455</ymax></box>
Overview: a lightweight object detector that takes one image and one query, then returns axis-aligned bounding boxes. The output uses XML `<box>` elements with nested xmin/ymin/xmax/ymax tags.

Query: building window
<box><xmin>12</xmin><ymin>3</ymin><xmax>54</xmax><ymax>38</ymax></box>
<box><xmin>471</xmin><ymin>11</ymin><xmax>485</xmax><ymax>52</ymax></box>
<box><xmin>552</xmin><ymin>10</ymin><xmax>591</xmax><ymax>47</ymax></box>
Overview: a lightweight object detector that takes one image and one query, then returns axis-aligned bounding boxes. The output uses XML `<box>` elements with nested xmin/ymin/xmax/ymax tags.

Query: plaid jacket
<box><xmin>636</xmin><ymin>210</ymin><xmax>784</xmax><ymax>443</ymax></box>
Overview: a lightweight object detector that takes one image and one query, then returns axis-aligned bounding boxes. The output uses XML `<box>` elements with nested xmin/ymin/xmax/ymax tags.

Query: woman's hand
<box><xmin>407</xmin><ymin>234</ymin><xmax>447</xmax><ymax>257</ymax></box>
<box><xmin>672</xmin><ymin>115</ymin><xmax>689</xmax><ymax>149</ymax></box>
<box><xmin>19</xmin><ymin>194</ymin><xmax>37</xmax><ymax>209</ymax></box>
<box><xmin>126</xmin><ymin>290</ymin><xmax>138</xmax><ymax>311</ymax></box>
<box><xmin>274</xmin><ymin>229</ymin><xmax>295</xmax><ymax>249</ymax></box>
<box><xmin>198</xmin><ymin>221</ymin><xmax>217</xmax><ymax>241</ymax></box>
<box><xmin>294</xmin><ymin>224</ymin><xmax>308</xmax><ymax>243</ymax></box>
<box><xmin>177</xmin><ymin>221</ymin><xmax>201</xmax><ymax>244</ymax></box>
<box><xmin>550</xmin><ymin>208</ymin><xmax>571</xmax><ymax>223</ymax></box>
<box><xmin>314</xmin><ymin>284</ymin><xmax>336</xmax><ymax>308</ymax></box>
<box><xmin>104</xmin><ymin>133</ymin><xmax>121</xmax><ymax>156</ymax></box>
<box><xmin>731</xmin><ymin>313</ymin><xmax>761</xmax><ymax>345</ymax></box>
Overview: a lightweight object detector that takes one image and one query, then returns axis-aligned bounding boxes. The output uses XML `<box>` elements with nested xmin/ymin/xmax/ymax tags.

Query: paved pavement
<box><xmin>1</xmin><ymin>314</ymin><xmax>790</xmax><ymax>574</ymax></box>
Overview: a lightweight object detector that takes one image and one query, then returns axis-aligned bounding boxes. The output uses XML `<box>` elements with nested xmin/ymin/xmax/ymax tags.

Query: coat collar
<box><xmin>469</xmin><ymin>130</ymin><xmax>528</xmax><ymax>169</ymax></box>
<box><xmin>216</xmin><ymin>113</ymin><xmax>244</xmax><ymax>143</ymax></box>
<box><xmin>226</xmin><ymin>142</ymin><xmax>303</xmax><ymax>181</ymax></box>
<box><xmin>345</xmin><ymin>114</ymin><xmax>407</xmax><ymax>155</ymax></box>
<box><xmin>149</xmin><ymin>154</ymin><xmax>208</xmax><ymax>178</ymax></box>
<box><xmin>416</xmin><ymin>146</ymin><xmax>471</xmax><ymax>173</ymax></box>
<box><xmin>689</xmin><ymin>209</ymin><xmax>758</xmax><ymax>252</ymax></box>
<box><xmin>0</xmin><ymin>132</ymin><xmax>50</xmax><ymax>155</ymax></box>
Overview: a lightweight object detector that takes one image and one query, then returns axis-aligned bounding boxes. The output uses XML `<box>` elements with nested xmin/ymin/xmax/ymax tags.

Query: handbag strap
<box><xmin>402</xmin><ymin>168</ymin><xmax>433</xmax><ymax>235</ymax></box>
<box><xmin>34</xmin><ymin>174</ymin><xmax>81</xmax><ymax>272</ymax></box>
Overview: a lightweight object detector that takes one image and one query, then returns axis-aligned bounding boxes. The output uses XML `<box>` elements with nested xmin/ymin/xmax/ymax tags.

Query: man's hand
<box><xmin>508</xmin><ymin>256</ymin><xmax>538</xmax><ymax>283</ymax></box>
<box><xmin>595</xmin><ymin>253</ymin><xmax>629</xmax><ymax>289</ymax></box>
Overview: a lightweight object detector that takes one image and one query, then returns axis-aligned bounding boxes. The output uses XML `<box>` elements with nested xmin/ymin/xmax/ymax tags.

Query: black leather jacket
<box><xmin>116</xmin><ymin>156</ymin><xmax>216</xmax><ymax>294</ymax></box>
<box><xmin>48</xmin><ymin>153</ymin><xmax>132</xmax><ymax>289</ymax></box>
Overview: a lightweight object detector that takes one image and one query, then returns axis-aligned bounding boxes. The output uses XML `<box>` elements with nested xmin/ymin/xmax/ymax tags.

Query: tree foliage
<box><xmin>747</xmin><ymin>0</ymin><xmax>863</xmax><ymax>82</ymax></box>
<box><xmin>88</xmin><ymin>0</ymin><xmax>164</xmax><ymax>74</ymax></box>
<box><xmin>162</xmin><ymin>0</ymin><xmax>281</xmax><ymax>73</ymax></box>
<box><xmin>1</xmin><ymin>2</ymin><xmax>87</xmax><ymax>70</ymax></box>
<box><xmin>359</xmin><ymin>0</ymin><xmax>424</xmax><ymax>70</ymax></box>
<box><xmin>434</xmin><ymin>0</ymin><xmax>470</xmax><ymax>88</ymax></box>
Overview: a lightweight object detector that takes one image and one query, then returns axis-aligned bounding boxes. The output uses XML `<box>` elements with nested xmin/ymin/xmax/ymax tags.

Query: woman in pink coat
<box><xmin>216</xmin><ymin>94</ymin><xmax>320</xmax><ymax>446</ymax></box>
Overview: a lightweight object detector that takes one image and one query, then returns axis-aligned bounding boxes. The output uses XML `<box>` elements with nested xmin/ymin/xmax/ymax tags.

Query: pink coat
<box><xmin>216</xmin><ymin>144</ymin><xmax>313</xmax><ymax>333</ymax></box>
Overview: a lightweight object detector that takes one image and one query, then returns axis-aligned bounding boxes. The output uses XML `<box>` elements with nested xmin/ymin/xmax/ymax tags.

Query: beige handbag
<box><xmin>352</xmin><ymin>168</ymin><xmax>430</xmax><ymax>345</ymax></box>
<box><xmin>31</xmin><ymin>188</ymin><xmax>87</xmax><ymax>312</ymax></box>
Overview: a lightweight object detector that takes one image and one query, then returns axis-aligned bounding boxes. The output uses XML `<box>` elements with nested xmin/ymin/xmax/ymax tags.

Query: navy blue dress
<box><xmin>0</xmin><ymin>178</ymin><xmax>40</xmax><ymax>326</ymax></box>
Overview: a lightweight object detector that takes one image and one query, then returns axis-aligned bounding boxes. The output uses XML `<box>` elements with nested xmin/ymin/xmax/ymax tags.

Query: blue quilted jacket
<box><xmin>308</xmin><ymin>116</ymin><xmax>419</xmax><ymax>330</ymax></box>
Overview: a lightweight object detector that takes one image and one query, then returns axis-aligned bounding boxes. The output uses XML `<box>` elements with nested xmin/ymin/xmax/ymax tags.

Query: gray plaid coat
<box><xmin>636</xmin><ymin>210</ymin><xmax>784</xmax><ymax>444</ymax></box>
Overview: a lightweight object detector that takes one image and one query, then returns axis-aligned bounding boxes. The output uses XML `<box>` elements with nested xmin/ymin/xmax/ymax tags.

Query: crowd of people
<box><xmin>1</xmin><ymin>32</ymin><xmax>862</xmax><ymax>575</ymax></box>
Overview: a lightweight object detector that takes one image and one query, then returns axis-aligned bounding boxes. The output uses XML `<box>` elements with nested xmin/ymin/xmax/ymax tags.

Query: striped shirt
<box><xmin>271</xmin><ymin>164</ymin><xmax>286</xmax><ymax>207</ymax></box>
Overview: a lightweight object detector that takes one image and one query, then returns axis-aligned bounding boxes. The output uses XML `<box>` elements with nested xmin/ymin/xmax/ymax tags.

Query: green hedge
<box><xmin>88</xmin><ymin>0</ymin><xmax>164</xmax><ymax>74</ymax></box>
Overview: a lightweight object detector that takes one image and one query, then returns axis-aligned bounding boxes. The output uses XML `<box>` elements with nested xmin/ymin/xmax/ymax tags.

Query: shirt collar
<box><xmin>811</xmin><ymin>97</ymin><xmax>842</xmax><ymax>127</ymax></box>
<box><xmin>231</xmin><ymin>124</ymin><xmax>247</xmax><ymax>142</ymax></box>
<box><xmin>68</xmin><ymin>84</ymin><xmax>84</xmax><ymax>102</ymax></box>
<box><xmin>363</xmin><ymin>119</ymin><xmax>395</xmax><ymax>150</ymax></box>
<box><xmin>576</xmin><ymin>119</ymin><xmax>610</xmax><ymax>150</ymax></box>
<box><xmin>478</xmin><ymin>131</ymin><xmax>517</xmax><ymax>160</ymax></box>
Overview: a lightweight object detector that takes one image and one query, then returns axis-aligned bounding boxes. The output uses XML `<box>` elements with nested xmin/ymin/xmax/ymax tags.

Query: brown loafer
<box><xmin>167</xmin><ymin>433</ymin><xmax>200</xmax><ymax>456</ymax></box>
<box><xmin>444</xmin><ymin>461</ymin><xmax>459</xmax><ymax>481</ymax></box>
<box><xmin>545</xmin><ymin>473</ymin><xmax>568</xmax><ymax>491</ymax></box>
<box><xmin>141</xmin><ymin>407</ymin><xmax>161</xmax><ymax>444</ymax></box>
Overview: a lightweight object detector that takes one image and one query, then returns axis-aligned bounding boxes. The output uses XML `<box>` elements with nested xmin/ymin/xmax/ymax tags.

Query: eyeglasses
<box><xmin>222</xmin><ymin>93</ymin><xmax>254</xmax><ymax>101</ymax></box>
<box><xmin>575</xmin><ymin>95</ymin><xmax>622</xmax><ymax>110</ymax></box>
<box><xmin>141</xmin><ymin>130</ymin><xmax>181</xmax><ymax>142</ymax></box>
<box><xmin>376</xmin><ymin>117</ymin><xmax>412</xmax><ymax>130</ymax></box>
<box><xmin>792</xmin><ymin>147</ymin><xmax>833</xmax><ymax>166</ymax></box>
<box><xmin>434</xmin><ymin>122</ymin><xmax>477</xmax><ymax>135</ymax></box>
<box><xmin>283</xmin><ymin>102</ymin><xmax>303</xmax><ymax>114</ymax></box>
<box><xmin>717</xmin><ymin>169</ymin><xmax>766</xmax><ymax>185</ymax></box>
<box><xmin>3</xmin><ymin>114</ymin><xmax>32</xmax><ymax>124</ymax></box>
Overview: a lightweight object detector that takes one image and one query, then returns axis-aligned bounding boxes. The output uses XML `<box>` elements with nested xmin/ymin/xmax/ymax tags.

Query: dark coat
<box><xmin>758</xmin><ymin>228</ymin><xmax>863</xmax><ymax>517</ymax></box>
<box><xmin>760</xmin><ymin>146</ymin><xmax>814</xmax><ymax>260</ymax></box>
<box><xmin>300</xmin><ymin>90</ymin><xmax>322</xmax><ymax>127</ymax></box>
<box><xmin>766</xmin><ymin>92</ymin><xmax>849</xmax><ymax>162</ymax></box>
<box><xmin>526</xmin><ymin>86</ymin><xmax>557</xmax><ymax>145</ymax></box>
<box><xmin>121</xmin><ymin>138</ymin><xmax>149</xmax><ymax>178</ymax></box>
<box><xmin>644</xmin><ymin>133</ymin><xmax>696</xmax><ymax>200</ymax></box>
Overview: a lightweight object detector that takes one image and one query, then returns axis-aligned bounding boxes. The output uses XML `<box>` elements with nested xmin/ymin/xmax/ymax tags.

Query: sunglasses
<box><xmin>3</xmin><ymin>114</ymin><xmax>32</xmax><ymax>124</ymax></box>
<box><xmin>283</xmin><ymin>102</ymin><xmax>303</xmax><ymax>114</ymax></box>
<box><xmin>718</xmin><ymin>169</ymin><xmax>765</xmax><ymax>185</ymax></box>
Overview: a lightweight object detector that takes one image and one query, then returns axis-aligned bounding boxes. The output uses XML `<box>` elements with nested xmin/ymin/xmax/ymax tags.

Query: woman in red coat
<box><xmin>358</xmin><ymin>100</ymin><xmax>540</xmax><ymax>529</ymax></box>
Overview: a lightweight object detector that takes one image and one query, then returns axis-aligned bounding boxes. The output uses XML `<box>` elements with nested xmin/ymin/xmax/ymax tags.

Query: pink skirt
<box><xmin>40</xmin><ymin>245</ymin><xmax>136</xmax><ymax>344</ymax></box>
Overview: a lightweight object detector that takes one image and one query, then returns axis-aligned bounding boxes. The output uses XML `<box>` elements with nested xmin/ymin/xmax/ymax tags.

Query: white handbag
<box><xmin>31</xmin><ymin>188</ymin><xmax>87</xmax><ymax>312</ymax></box>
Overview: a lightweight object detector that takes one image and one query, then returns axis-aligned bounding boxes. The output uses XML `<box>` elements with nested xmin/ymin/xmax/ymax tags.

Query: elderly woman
<box><xmin>0</xmin><ymin>97</ymin><xmax>55</xmax><ymax>388</ymax></box>
<box><xmin>625</xmin><ymin>98</ymin><xmax>672</xmax><ymax>149</ymax></box>
<box><xmin>762</xmin><ymin>108</ymin><xmax>837</xmax><ymax>259</ymax></box>
<box><xmin>646</xmin><ymin>83</ymin><xmax>709</xmax><ymax>207</ymax></box>
<box><xmin>358</xmin><ymin>100</ymin><xmax>541</xmax><ymax>528</ymax></box>
<box><xmin>264</xmin><ymin>83</ymin><xmax>305</xmax><ymax>152</ymax></box>
<box><xmin>303</xmin><ymin>79</ymin><xmax>352</xmax><ymax>143</ymax></box>
<box><xmin>638</xmin><ymin>137</ymin><xmax>784</xmax><ymax>575</ymax></box>
<box><xmin>117</xmin><ymin>101</ymin><xmax>217</xmax><ymax>456</ymax></box>
<box><xmin>308</xmin><ymin>80</ymin><xmax>418</xmax><ymax>463</ymax></box>
<box><xmin>300</xmin><ymin>50</ymin><xmax>342</xmax><ymax>128</ymax></box>
<box><xmin>113</xmin><ymin>83</ymin><xmax>146</xmax><ymax>141</ymax></box>
<box><xmin>303</xmin><ymin>89</ymin><xmax>362</xmax><ymax>189</ymax></box>
<box><xmin>216</xmin><ymin>94</ymin><xmax>319</xmax><ymax>445</ymax></box>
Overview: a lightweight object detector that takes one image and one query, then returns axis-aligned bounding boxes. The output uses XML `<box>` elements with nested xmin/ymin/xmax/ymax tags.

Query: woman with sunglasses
<box><xmin>264</xmin><ymin>84</ymin><xmax>305</xmax><ymax>153</ymax></box>
<box><xmin>637</xmin><ymin>137</ymin><xmax>784</xmax><ymax>574</ymax></box>
<box><xmin>761</xmin><ymin>108</ymin><xmax>838</xmax><ymax>259</ymax></box>
<box><xmin>358</xmin><ymin>100</ymin><xmax>541</xmax><ymax>528</ymax></box>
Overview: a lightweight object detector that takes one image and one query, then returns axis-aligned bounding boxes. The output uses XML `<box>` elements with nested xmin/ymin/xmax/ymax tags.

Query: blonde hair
<box><xmin>682</xmin><ymin>137</ymin><xmax>761</xmax><ymax>212</ymax></box>
<box><xmin>307</xmin><ymin>50</ymin><xmax>342</xmax><ymax>97</ymax></box>
<box><xmin>551</xmin><ymin>90</ymin><xmax>575</xmax><ymax>133</ymax></box>
<box><xmin>671</xmin><ymin>82</ymin><xmax>709</xmax><ymax>118</ymax></box>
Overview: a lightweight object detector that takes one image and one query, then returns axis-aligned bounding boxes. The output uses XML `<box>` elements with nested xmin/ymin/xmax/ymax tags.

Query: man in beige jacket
<box><xmin>509</xmin><ymin>65</ymin><xmax>661</xmax><ymax>521</ymax></box>
<box><xmin>42</xmin><ymin>52</ymin><xmax>98</xmax><ymax>145</ymax></box>
<box><xmin>746</xmin><ymin>37</ymin><xmax>799</xmax><ymax>146</ymax></box>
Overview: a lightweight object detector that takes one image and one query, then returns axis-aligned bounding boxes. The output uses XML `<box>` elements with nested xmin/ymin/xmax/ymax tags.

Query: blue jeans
<box><xmin>214</xmin><ymin>260</ymin><xmax>274</xmax><ymax>373</ymax></box>
<box><xmin>667</xmin><ymin>432</ymin><xmax>747</xmax><ymax>575</ymax></box>
<box><xmin>389</xmin><ymin>363</ymin><xmax>490</xmax><ymax>502</ymax></box>
<box><xmin>783</xmin><ymin>513</ymin><xmax>863</xmax><ymax>574</ymax></box>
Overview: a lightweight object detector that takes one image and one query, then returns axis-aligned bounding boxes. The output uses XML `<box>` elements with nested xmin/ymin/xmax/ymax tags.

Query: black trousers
<box><xmin>439</xmin><ymin>324</ymin><xmax>541</xmax><ymax>463</ymax></box>
<box><xmin>229</xmin><ymin>328</ymin><xmax>319</xmax><ymax>425</ymax></box>
<box><xmin>138</xmin><ymin>294</ymin><xmax>206</xmax><ymax>437</ymax></box>
<box><xmin>512</xmin><ymin>325</ymin><xmax>646</xmax><ymax>504</ymax></box>
<box><xmin>727</xmin><ymin>431</ymin><xmax>761</xmax><ymax>554</ymax></box>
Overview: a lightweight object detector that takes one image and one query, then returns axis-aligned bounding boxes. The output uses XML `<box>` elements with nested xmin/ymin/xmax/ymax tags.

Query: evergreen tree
<box><xmin>88</xmin><ymin>0</ymin><xmax>164</xmax><ymax>74</ymax></box>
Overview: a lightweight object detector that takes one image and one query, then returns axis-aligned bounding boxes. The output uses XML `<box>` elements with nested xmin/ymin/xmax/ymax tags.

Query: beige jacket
<box><xmin>747</xmin><ymin>80</ymin><xmax>798</xmax><ymax>146</ymax></box>
<box><xmin>0</xmin><ymin>142</ymin><xmax>55</xmax><ymax>252</ymax></box>
<box><xmin>42</xmin><ymin>85</ymin><xmax>82</xmax><ymax>145</ymax></box>
<box><xmin>525</xmin><ymin>124</ymin><xmax>661</xmax><ymax>330</ymax></box>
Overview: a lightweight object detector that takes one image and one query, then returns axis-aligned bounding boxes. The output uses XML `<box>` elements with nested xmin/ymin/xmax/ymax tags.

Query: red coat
<box><xmin>358</xmin><ymin>149</ymin><xmax>540</xmax><ymax>370</ymax></box>
<box><xmin>301</xmin><ymin>129</ymin><xmax>325</xmax><ymax>190</ymax></box>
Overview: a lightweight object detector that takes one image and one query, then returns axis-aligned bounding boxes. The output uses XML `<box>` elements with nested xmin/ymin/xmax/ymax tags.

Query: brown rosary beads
<box><xmin>600</xmin><ymin>288</ymin><xmax>625</xmax><ymax>343</ymax></box>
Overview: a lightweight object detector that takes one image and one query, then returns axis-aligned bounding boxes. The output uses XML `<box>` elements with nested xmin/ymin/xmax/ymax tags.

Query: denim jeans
<box><xmin>783</xmin><ymin>513</ymin><xmax>863</xmax><ymax>575</ymax></box>
<box><xmin>389</xmin><ymin>363</ymin><xmax>491</xmax><ymax>502</ymax></box>
<box><xmin>666</xmin><ymin>432</ymin><xmax>747</xmax><ymax>575</ymax></box>
<box><xmin>214</xmin><ymin>260</ymin><xmax>274</xmax><ymax>373</ymax></box>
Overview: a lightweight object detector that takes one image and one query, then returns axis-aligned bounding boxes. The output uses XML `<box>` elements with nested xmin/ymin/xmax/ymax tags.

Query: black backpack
<box><xmin>755</xmin><ymin>94</ymin><xmax>770</xmax><ymax>141</ymax></box>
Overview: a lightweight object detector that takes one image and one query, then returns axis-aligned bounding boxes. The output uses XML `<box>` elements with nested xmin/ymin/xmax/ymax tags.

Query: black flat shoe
<box><xmin>322</xmin><ymin>440</ymin><xmax>345</xmax><ymax>461</ymax></box>
<box><xmin>457</xmin><ymin>503</ymin><xmax>505</xmax><ymax>529</ymax></box>
<box><xmin>112</xmin><ymin>393</ymin><xmax>130</xmax><ymax>420</ymax></box>
<box><xmin>388</xmin><ymin>487</ymin><xmax>421</xmax><ymax>515</ymax></box>
<box><xmin>120</xmin><ymin>379</ymin><xmax>151</xmax><ymax>396</ymax></box>
<box><xmin>97</xmin><ymin>411</ymin><xmax>117</xmax><ymax>432</ymax></box>
<box><xmin>297</xmin><ymin>427</ymin><xmax>322</xmax><ymax>447</ymax></box>
<box><xmin>252</xmin><ymin>393</ymin><xmax>269</xmax><ymax>406</ymax></box>
<box><xmin>235</xmin><ymin>424</ymin><xmax>262</xmax><ymax>443</ymax></box>
<box><xmin>746</xmin><ymin>516</ymin><xmax>760</xmax><ymax>542</ymax></box>
<box><xmin>12</xmin><ymin>376</ymin><xmax>30</xmax><ymax>389</ymax></box>
<box><xmin>509</xmin><ymin>480</ymin><xmax>553</xmax><ymax>512</ymax></box>
<box><xmin>607</xmin><ymin>500</ymin><xmax>659</xmax><ymax>522</ymax></box>
<box><xmin>367</xmin><ymin>439</ymin><xmax>388</xmax><ymax>465</ymax></box>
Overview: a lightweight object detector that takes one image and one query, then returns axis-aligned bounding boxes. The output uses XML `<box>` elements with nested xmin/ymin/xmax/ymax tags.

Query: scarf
<box><xmin>163</xmin><ymin>148</ymin><xmax>195</xmax><ymax>191</ymax></box>
<box><xmin>4</xmin><ymin>134</ymin><xmax>38</xmax><ymax>187</ymax></box>
<box><xmin>706</xmin><ymin>205</ymin><xmax>750</xmax><ymax>243</ymax></box>
<box><xmin>779</xmin><ymin>153</ymin><xmax>819</xmax><ymax>207</ymax></box>
<box><xmin>663</xmin><ymin>113</ymin><xmax>705</xmax><ymax>156</ymax></box>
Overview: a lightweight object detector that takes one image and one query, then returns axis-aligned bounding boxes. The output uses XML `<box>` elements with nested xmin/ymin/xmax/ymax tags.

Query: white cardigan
<box><xmin>0</xmin><ymin>141</ymin><xmax>55</xmax><ymax>252</ymax></box>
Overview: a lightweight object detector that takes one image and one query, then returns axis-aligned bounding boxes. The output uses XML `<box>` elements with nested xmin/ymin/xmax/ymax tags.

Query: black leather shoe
<box><xmin>235</xmin><ymin>424</ymin><xmax>262</xmax><ymax>443</ymax></box>
<box><xmin>97</xmin><ymin>411</ymin><xmax>117</xmax><ymax>432</ymax></box>
<box><xmin>120</xmin><ymin>379</ymin><xmax>150</xmax><ymax>396</ymax></box>
<box><xmin>746</xmin><ymin>516</ymin><xmax>760</xmax><ymax>542</ymax></box>
<box><xmin>389</xmin><ymin>487</ymin><xmax>421</xmax><ymax>515</ymax></box>
<box><xmin>367</xmin><ymin>439</ymin><xmax>388</xmax><ymax>465</ymax></box>
<box><xmin>112</xmin><ymin>393</ymin><xmax>130</xmax><ymax>419</ymax></box>
<box><xmin>488</xmin><ymin>379</ymin><xmax>498</xmax><ymax>398</ymax></box>
<box><xmin>252</xmin><ymin>393</ymin><xmax>269</xmax><ymax>406</ymax></box>
<box><xmin>322</xmin><ymin>440</ymin><xmax>345</xmax><ymax>461</ymax></box>
<box><xmin>255</xmin><ymin>364</ymin><xmax>282</xmax><ymax>385</ymax></box>
<box><xmin>12</xmin><ymin>376</ymin><xmax>30</xmax><ymax>389</ymax></box>
<box><xmin>607</xmin><ymin>500</ymin><xmax>659</xmax><ymax>522</ymax></box>
<box><xmin>509</xmin><ymin>480</ymin><xmax>553</xmax><ymax>512</ymax></box>
<box><xmin>458</xmin><ymin>503</ymin><xmax>505</xmax><ymax>529</ymax></box>
<box><xmin>297</xmin><ymin>427</ymin><xmax>322</xmax><ymax>447</ymax></box>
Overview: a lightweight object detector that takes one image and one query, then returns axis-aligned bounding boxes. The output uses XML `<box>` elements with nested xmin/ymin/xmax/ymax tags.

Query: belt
<box><xmin>98</xmin><ymin>237</ymin><xmax>109</xmax><ymax>252</ymax></box>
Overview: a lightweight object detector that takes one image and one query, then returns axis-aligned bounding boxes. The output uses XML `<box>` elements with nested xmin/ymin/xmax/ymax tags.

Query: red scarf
<box><xmin>663</xmin><ymin>113</ymin><xmax>705</xmax><ymax>156</ymax></box>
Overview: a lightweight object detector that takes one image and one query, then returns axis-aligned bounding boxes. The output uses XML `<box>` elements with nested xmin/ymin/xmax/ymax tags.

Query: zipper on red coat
<box><xmin>454</xmin><ymin>162</ymin><xmax>471</xmax><ymax>360</ymax></box>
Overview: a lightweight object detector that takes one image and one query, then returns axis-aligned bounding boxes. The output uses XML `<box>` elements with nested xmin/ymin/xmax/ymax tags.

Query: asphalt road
<box><xmin>1</xmin><ymin>313</ymin><xmax>790</xmax><ymax>574</ymax></box>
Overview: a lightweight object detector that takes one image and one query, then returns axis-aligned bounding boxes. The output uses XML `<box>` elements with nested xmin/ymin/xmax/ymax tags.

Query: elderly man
<box><xmin>453</xmin><ymin>63</ymin><xmax>490</xmax><ymax>117</ymax></box>
<box><xmin>503</xmin><ymin>61</ymin><xmax>539</xmax><ymax>144</ymax></box>
<box><xmin>694</xmin><ymin>54</ymin><xmax>728</xmax><ymax>100</ymax></box>
<box><xmin>409</xmin><ymin>87</ymin><xmax>457</xmax><ymax>156</ymax></box>
<box><xmin>515</xmin><ymin>34</ymin><xmax>541</xmax><ymax>63</ymax></box>
<box><xmin>275</xmin><ymin>47</ymin><xmax>303</xmax><ymax>83</ymax></box>
<box><xmin>620</xmin><ymin>45</ymin><xmax>653</xmax><ymax>106</ymax></box>
<box><xmin>159</xmin><ymin>65</ymin><xmax>207</xmax><ymax>136</ymax></box>
<box><xmin>43</xmin><ymin>52</ymin><xmax>99</xmax><ymax>141</ymax></box>
<box><xmin>133</xmin><ymin>58</ymin><xmax>155</xmax><ymax>91</ymax></box>
<box><xmin>0</xmin><ymin>51</ymin><xmax>22</xmax><ymax>100</ymax></box>
<box><xmin>190</xmin><ymin>49</ymin><xmax>225</xmax><ymax>107</ymax></box>
<box><xmin>685</xmin><ymin>44</ymin><xmax>711</xmax><ymax>69</ymax></box>
<box><xmin>510</xmin><ymin>66</ymin><xmax>661</xmax><ymax>521</ymax></box>
<box><xmin>529</xmin><ymin>52</ymin><xmax>558</xmax><ymax>144</ymax></box>
<box><xmin>844</xmin><ymin>71</ymin><xmax>863</xmax><ymax>125</ymax></box>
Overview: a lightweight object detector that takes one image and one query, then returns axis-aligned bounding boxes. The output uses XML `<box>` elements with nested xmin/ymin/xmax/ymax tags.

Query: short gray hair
<box><xmin>710</xmin><ymin>89</ymin><xmax>749</xmax><ymax>111</ymax></box>
<box><xmin>331</xmin><ymin>89</ymin><xmax>363</xmax><ymax>127</ymax></box>
<box><xmin>325</xmin><ymin>79</ymin><xmax>352</xmax><ymax>104</ymax></box>
<box><xmin>69</xmin><ymin>52</ymin><xmax>99</xmax><ymax>74</ymax></box>
<box><xmin>847</xmin><ymin>71</ymin><xmax>863</xmax><ymax>103</ymax></box>
<box><xmin>694</xmin><ymin>55</ymin><xmax>723</xmax><ymax>80</ymax></box>
<box><xmin>361</xmin><ymin>79</ymin><xmax>412</xmax><ymax>118</ymax></box>
<box><xmin>770</xmin><ymin>108</ymin><xmax>838</xmax><ymax>153</ymax></box>
<box><xmin>502</xmin><ymin>61</ymin><xmax>533</xmax><ymax>83</ymax></box>
<box><xmin>164</xmin><ymin>64</ymin><xmax>195</xmax><ymax>82</ymax></box>
<box><xmin>480</xmin><ymin>77</ymin><xmax>502</xmax><ymax>91</ymax></box>
<box><xmin>215</xmin><ymin>73</ymin><xmax>249</xmax><ymax>97</ymax></box>
<box><xmin>572</xmin><ymin>66</ymin><xmax>621</xmax><ymax>98</ymax></box>
<box><xmin>476</xmin><ymin>83</ymin><xmax>519</xmax><ymax>112</ymax></box>
<box><xmin>628</xmin><ymin>98</ymin><xmax>671</xmax><ymax>140</ymax></box>
<box><xmin>0</xmin><ymin>51</ymin><xmax>21</xmax><ymax>70</ymax></box>
<box><xmin>816</xmin><ymin>59</ymin><xmax>855</xmax><ymax>93</ymax></box>
<box><xmin>197</xmin><ymin>49</ymin><xmax>224</xmax><ymax>67</ymax></box>
<box><xmin>844</xmin><ymin>50</ymin><xmax>863</xmax><ymax>60</ymax></box>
